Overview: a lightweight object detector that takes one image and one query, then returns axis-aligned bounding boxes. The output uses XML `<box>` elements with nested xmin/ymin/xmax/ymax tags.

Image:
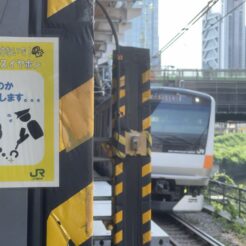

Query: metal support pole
<box><xmin>112</xmin><ymin>47</ymin><xmax>152</xmax><ymax>246</ymax></box>
<box><xmin>239</xmin><ymin>189</ymin><xmax>241</xmax><ymax>218</ymax></box>
<box><xmin>222</xmin><ymin>185</ymin><xmax>226</xmax><ymax>210</ymax></box>
<box><xmin>0</xmin><ymin>1</ymin><xmax>29</xmax><ymax>246</ymax></box>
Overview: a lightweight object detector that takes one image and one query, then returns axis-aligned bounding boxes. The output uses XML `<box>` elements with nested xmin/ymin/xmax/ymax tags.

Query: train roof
<box><xmin>151</xmin><ymin>86</ymin><xmax>215</xmax><ymax>102</ymax></box>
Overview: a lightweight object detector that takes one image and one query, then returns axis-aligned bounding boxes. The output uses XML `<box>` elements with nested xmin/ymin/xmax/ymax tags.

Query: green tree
<box><xmin>214</xmin><ymin>133</ymin><xmax>246</xmax><ymax>166</ymax></box>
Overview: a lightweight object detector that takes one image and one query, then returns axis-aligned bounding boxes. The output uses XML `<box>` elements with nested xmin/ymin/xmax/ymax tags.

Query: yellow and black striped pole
<box><xmin>112</xmin><ymin>51</ymin><xmax>126</xmax><ymax>246</ymax></box>
<box><xmin>46</xmin><ymin>1</ymin><xmax>94</xmax><ymax>245</ymax></box>
<box><xmin>28</xmin><ymin>1</ymin><xmax>94</xmax><ymax>245</ymax></box>
<box><xmin>141</xmin><ymin>69</ymin><xmax>152</xmax><ymax>246</ymax></box>
<box><xmin>112</xmin><ymin>47</ymin><xmax>152</xmax><ymax>246</ymax></box>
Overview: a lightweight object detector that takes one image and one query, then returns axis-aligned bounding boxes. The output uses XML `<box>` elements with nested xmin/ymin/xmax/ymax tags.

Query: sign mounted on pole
<box><xmin>0</xmin><ymin>37</ymin><xmax>59</xmax><ymax>188</ymax></box>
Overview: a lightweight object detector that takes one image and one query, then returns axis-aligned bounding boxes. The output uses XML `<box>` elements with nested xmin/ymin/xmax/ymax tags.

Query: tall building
<box><xmin>202</xmin><ymin>11</ymin><xmax>222</xmax><ymax>69</ymax></box>
<box><xmin>220</xmin><ymin>0</ymin><xmax>246</xmax><ymax>69</ymax></box>
<box><xmin>123</xmin><ymin>0</ymin><xmax>160</xmax><ymax>68</ymax></box>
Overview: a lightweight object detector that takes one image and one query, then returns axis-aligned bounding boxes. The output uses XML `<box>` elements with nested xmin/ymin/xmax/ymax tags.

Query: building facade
<box><xmin>202</xmin><ymin>11</ymin><xmax>222</xmax><ymax>69</ymax></box>
<box><xmin>220</xmin><ymin>0</ymin><xmax>246</xmax><ymax>69</ymax></box>
<box><xmin>123</xmin><ymin>0</ymin><xmax>160</xmax><ymax>68</ymax></box>
<box><xmin>202</xmin><ymin>0</ymin><xmax>246</xmax><ymax>69</ymax></box>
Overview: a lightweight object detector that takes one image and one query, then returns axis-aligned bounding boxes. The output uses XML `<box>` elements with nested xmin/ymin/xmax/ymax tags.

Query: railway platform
<box><xmin>93</xmin><ymin>180</ymin><xmax>170</xmax><ymax>245</ymax></box>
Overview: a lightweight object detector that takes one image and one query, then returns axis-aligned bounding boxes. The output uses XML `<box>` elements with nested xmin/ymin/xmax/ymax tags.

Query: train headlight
<box><xmin>195</xmin><ymin>97</ymin><xmax>200</xmax><ymax>103</ymax></box>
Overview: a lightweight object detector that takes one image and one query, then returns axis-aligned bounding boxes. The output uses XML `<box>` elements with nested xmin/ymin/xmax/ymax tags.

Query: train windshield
<box><xmin>151</xmin><ymin>92</ymin><xmax>211</xmax><ymax>154</ymax></box>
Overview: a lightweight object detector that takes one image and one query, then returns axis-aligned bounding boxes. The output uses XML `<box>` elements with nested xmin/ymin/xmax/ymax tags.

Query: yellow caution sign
<box><xmin>0</xmin><ymin>37</ymin><xmax>59</xmax><ymax>187</ymax></box>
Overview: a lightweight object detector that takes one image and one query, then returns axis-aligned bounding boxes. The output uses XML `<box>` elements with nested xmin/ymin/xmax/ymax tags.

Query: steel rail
<box><xmin>171</xmin><ymin>214</ymin><xmax>224</xmax><ymax>246</ymax></box>
<box><xmin>154</xmin><ymin>213</ymin><xmax>224</xmax><ymax>246</ymax></box>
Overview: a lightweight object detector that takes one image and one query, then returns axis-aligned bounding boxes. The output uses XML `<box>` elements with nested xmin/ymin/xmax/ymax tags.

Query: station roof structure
<box><xmin>95</xmin><ymin>0</ymin><xmax>143</xmax><ymax>64</ymax></box>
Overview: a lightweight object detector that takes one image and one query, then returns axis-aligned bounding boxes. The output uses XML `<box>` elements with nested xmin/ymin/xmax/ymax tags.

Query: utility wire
<box><xmin>95</xmin><ymin>0</ymin><xmax>122</xmax><ymax>134</ymax></box>
<box><xmin>158</xmin><ymin>0</ymin><xmax>218</xmax><ymax>54</ymax></box>
<box><xmin>95</xmin><ymin>0</ymin><xmax>119</xmax><ymax>49</ymax></box>
<box><xmin>157</xmin><ymin>0</ymin><xmax>219</xmax><ymax>56</ymax></box>
<box><xmin>203</xmin><ymin>0</ymin><xmax>246</xmax><ymax>33</ymax></box>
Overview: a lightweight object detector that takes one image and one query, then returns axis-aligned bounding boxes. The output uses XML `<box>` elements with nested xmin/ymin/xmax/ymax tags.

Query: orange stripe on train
<box><xmin>204</xmin><ymin>155</ymin><xmax>213</xmax><ymax>169</ymax></box>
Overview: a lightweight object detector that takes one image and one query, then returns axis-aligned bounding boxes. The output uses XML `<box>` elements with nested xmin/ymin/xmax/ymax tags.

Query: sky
<box><xmin>158</xmin><ymin>0</ymin><xmax>222</xmax><ymax>69</ymax></box>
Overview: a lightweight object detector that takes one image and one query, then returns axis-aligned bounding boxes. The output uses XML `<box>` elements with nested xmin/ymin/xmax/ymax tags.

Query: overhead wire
<box><xmin>95</xmin><ymin>0</ymin><xmax>122</xmax><ymax>134</ymax></box>
<box><xmin>157</xmin><ymin>0</ymin><xmax>219</xmax><ymax>56</ymax></box>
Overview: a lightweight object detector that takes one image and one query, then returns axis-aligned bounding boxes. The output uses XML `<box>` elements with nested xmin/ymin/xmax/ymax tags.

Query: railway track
<box><xmin>153</xmin><ymin>213</ymin><xmax>225</xmax><ymax>246</ymax></box>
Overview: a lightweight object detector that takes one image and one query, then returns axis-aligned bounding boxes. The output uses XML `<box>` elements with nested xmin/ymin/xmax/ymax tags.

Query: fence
<box><xmin>205</xmin><ymin>180</ymin><xmax>246</xmax><ymax>218</ymax></box>
<box><xmin>152</xmin><ymin>69</ymin><xmax>246</xmax><ymax>83</ymax></box>
<box><xmin>150</xmin><ymin>69</ymin><xmax>246</xmax><ymax>116</ymax></box>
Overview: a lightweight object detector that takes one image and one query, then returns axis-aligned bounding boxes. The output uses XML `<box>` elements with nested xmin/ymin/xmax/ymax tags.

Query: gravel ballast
<box><xmin>176</xmin><ymin>211</ymin><xmax>246</xmax><ymax>246</ymax></box>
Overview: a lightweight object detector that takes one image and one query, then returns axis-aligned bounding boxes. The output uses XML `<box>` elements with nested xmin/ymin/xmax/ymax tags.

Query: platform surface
<box><xmin>94</xmin><ymin>180</ymin><xmax>170</xmax><ymax>245</ymax></box>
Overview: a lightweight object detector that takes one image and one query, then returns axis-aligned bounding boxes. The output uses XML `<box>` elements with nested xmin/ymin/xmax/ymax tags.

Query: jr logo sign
<box><xmin>30</xmin><ymin>169</ymin><xmax>45</xmax><ymax>179</ymax></box>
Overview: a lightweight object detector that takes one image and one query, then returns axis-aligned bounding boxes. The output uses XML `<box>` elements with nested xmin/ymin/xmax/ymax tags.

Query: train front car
<box><xmin>151</xmin><ymin>87</ymin><xmax>215</xmax><ymax>212</ymax></box>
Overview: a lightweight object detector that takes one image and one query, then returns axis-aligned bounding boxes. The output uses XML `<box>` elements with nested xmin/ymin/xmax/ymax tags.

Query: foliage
<box><xmin>239</xmin><ymin>183</ymin><xmax>246</xmax><ymax>189</ymax></box>
<box><xmin>207</xmin><ymin>173</ymin><xmax>246</xmax><ymax>224</ymax></box>
<box><xmin>212</xmin><ymin>172</ymin><xmax>235</xmax><ymax>185</ymax></box>
<box><xmin>216</xmin><ymin>216</ymin><xmax>246</xmax><ymax>242</ymax></box>
<box><xmin>214</xmin><ymin>133</ymin><xmax>246</xmax><ymax>166</ymax></box>
<box><xmin>209</xmin><ymin>173</ymin><xmax>238</xmax><ymax>218</ymax></box>
<box><xmin>211</xmin><ymin>201</ymin><xmax>223</xmax><ymax>215</ymax></box>
<box><xmin>226</xmin><ymin>200</ymin><xmax>238</xmax><ymax>220</ymax></box>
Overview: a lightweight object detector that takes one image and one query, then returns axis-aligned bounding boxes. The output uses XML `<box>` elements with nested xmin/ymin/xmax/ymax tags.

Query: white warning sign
<box><xmin>0</xmin><ymin>71</ymin><xmax>44</xmax><ymax>165</ymax></box>
<box><xmin>0</xmin><ymin>37</ymin><xmax>59</xmax><ymax>188</ymax></box>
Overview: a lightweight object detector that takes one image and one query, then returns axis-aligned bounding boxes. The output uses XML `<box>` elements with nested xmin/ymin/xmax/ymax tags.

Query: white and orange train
<box><xmin>151</xmin><ymin>87</ymin><xmax>215</xmax><ymax>211</ymax></box>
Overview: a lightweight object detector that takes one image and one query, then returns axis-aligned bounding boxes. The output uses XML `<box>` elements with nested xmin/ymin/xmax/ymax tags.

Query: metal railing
<box><xmin>205</xmin><ymin>180</ymin><xmax>246</xmax><ymax>218</ymax></box>
<box><xmin>98</xmin><ymin>68</ymin><xmax>246</xmax><ymax>84</ymax></box>
<box><xmin>151</xmin><ymin>69</ymin><xmax>246</xmax><ymax>83</ymax></box>
<box><xmin>151</xmin><ymin>69</ymin><xmax>246</xmax><ymax>116</ymax></box>
<box><xmin>98</xmin><ymin>66</ymin><xmax>246</xmax><ymax>116</ymax></box>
